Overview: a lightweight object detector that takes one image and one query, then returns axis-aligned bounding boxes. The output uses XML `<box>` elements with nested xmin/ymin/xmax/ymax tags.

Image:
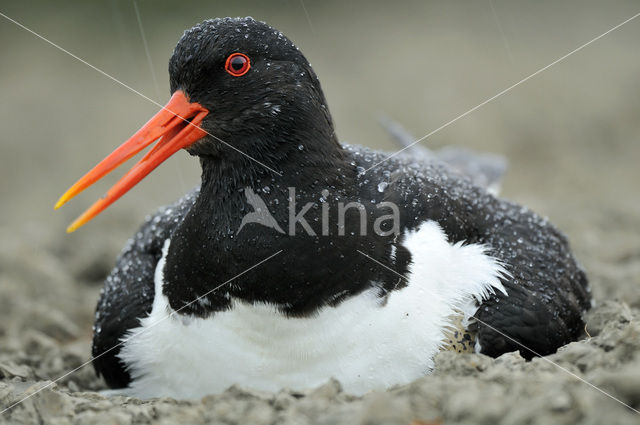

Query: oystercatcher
<box><xmin>56</xmin><ymin>17</ymin><xmax>591</xmax><ymax>399</ymax></box>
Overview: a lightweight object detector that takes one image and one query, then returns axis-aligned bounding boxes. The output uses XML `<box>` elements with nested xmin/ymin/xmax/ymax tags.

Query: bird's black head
<box><xmin>57</xmin><ymin>17</ymin><xmax>344</xmax><ymax>231</ymax></box>
<box><xmin>169</xmin><ymin>17</ymin><xmax>339</xmax><ymax>166</ymax></box>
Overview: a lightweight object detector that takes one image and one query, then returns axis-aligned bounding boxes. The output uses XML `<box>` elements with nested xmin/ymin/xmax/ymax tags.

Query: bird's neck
<box><xmin>197</xmin><ymin>132</ymin><xmax>347</xmax><ymax>198</ymax></box>
<box><xmin>161</xmin><ymin>131</ymin><xmax>362</xmax><ymax>316</ymax></box>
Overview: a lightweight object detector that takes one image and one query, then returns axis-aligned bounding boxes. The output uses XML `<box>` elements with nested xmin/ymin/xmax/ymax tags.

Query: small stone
<box><xmin>356</xmin><ymin>392</ymin><xmax>411</xmax><ymax>425</ymax></box>
<box><xmin>0</xmin><ymin>361</ymin><xmax>31</xmax><ymax>379</ymax></box>
<box><xmin>309</xmin><ymin>378</ymin><xmax>342</xmax><ymax>400</ymax></box>
<box><xmin>273</xmin><ymin>391</ymin><xmax>295</xmax><ymax>410</ymax></box>
<box><xmin>549</xmin><ymin>391</ymin><xmax>572</xmax><ymax>411</ymax></box>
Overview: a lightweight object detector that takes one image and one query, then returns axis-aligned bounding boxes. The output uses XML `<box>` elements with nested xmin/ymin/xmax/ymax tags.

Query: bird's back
<box><xmin>342</xmin><ymin>144</ymin><xmax>592</xmax><ymax>357</ymax></box>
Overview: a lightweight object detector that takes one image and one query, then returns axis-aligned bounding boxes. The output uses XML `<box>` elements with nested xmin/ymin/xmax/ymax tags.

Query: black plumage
<box><xmin>91</xmin><ymin>17</ymin><xmax>591</xmax><ymax>390</ymax></box>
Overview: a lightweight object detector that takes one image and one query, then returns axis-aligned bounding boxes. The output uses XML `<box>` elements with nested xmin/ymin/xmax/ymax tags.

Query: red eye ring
<box><xmin>225</xmin><ymin>53</ymin><xmax>251</xmax><ymax>77</ymax></box>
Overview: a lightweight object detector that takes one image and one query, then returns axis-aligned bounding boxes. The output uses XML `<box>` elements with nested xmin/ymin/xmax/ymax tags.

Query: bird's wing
<box><xmin>377</xmin><ymin>115</ymin><xmax>507</xmax><ymax>194</ymax></box>
<box><xmin>344</xmin><ymin>144</ymin><xmax>591</xmax><ymax>357</ymax></box>
<box><xmin>92</xmin><ymin>188</ymin><xmax>199</xmax><ymax>388</ymax></box>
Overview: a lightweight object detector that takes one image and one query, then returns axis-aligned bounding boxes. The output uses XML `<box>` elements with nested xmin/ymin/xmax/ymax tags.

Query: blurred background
<box><xmin>0</xmin><ymin>0</ymin><xmax>639</xmax><ymax>379</ymax></box>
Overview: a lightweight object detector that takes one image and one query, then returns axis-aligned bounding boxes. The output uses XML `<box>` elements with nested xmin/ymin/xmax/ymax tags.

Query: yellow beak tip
<box><xmin>54</xmin><ymin>197</ymin><xmax>67</xmax><ymax>210</ymax></box>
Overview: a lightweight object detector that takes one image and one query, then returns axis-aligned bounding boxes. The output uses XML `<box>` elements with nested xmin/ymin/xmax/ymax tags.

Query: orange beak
<box><xmin>55</xmin><ymin>90</ymin><xmax>208</xmax><ymax>232</ymax></box>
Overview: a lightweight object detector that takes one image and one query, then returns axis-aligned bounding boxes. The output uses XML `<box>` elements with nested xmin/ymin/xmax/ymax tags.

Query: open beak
<box><xmin>55</xmin><ymin>90</ymin><xmax>208</xmax><ymax>233</ymax></box>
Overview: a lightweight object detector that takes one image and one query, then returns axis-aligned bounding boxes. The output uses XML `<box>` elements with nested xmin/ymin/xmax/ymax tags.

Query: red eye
<box><xmin>225</xmin><ymin>53</ymin><xmax>251</xmax><ymax>76</ymax></box>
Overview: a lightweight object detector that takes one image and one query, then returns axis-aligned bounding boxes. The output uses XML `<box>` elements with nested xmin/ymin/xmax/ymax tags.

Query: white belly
<box><xmin>117</xmin><ymin>221</ymin><xmax>506</xmax><ymax>399</ymax></box>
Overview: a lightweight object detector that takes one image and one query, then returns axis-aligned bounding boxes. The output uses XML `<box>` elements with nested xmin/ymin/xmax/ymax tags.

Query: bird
<box><xmin>55</xmin><ymin>17</ymin><xmax>592</xmax><ymax>399</ymax></box>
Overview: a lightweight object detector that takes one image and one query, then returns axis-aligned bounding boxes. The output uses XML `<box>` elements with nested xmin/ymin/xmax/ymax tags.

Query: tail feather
<box><xmin>378</xmin><ymin>114</ymin><xmax>507</xmax><ymax>195</ymax></box>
